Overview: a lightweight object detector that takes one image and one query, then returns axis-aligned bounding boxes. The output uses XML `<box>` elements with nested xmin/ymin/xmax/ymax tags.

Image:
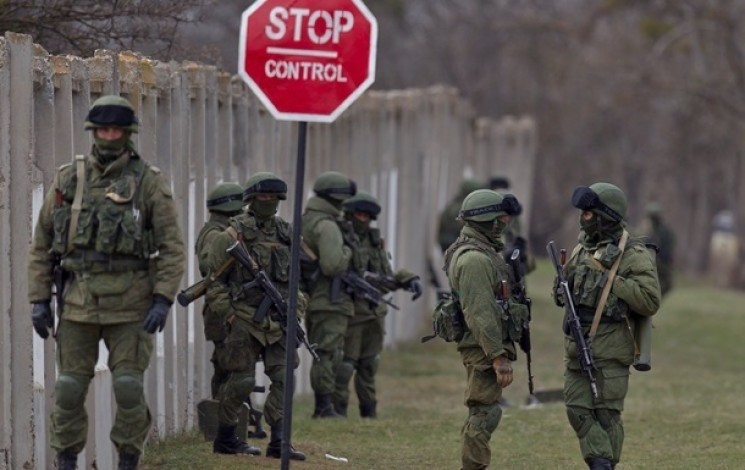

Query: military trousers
<box><xmin>215</xmin><ymin>316</ymin><xmax>296</xmax><ymax>427</ymax></box>
<box><xmin>306</xmin><ymin>310</ymin><xmax>349</xmax><ymax>395</ymax></box>
<box><xmin>564</xmin><ymin>365</ymin><xmax>630</xmax><ymax>465</ymax></box>
<box><xmin>51</xmin><ymin>319</ymin><xmax>153</xmax><ymax>455</ymax></box>
<box><xmin>460</xmin><ymin>347</ymin><xmax>504</xmax><ymax>470</ymax></box>
<box><xmin>333</xmin><ymin>317</ymin><xmax>384</xmax><ymax>408</ymax></box>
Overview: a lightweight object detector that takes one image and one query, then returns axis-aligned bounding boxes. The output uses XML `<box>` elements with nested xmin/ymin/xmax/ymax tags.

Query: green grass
<box><xmin>141</xmin><ymin>260</ymin><xmax>745</xmax><ymax>469</ymax></box>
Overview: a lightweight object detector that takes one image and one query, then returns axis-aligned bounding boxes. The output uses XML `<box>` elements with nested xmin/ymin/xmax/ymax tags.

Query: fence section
<box><xmin>0</xmin><ymin>31</ymin><xmax>536</xmax><ymax>469</ymax></box>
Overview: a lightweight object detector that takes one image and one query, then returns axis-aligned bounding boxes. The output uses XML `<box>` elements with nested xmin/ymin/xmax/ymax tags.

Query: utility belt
<box><xmin>60</xmin><ymin>249</ymin><xmax>150</xmax><ymax>273</ymax></box>
<box><xmin>576</xmin><ymin>307</ymin><xmax>625</xmax><ymax>326</ymax></box>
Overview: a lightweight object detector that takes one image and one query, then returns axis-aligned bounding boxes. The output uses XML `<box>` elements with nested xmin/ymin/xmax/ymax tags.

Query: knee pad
<box><xmin>55</xmin><ymin>374</ymin><xmax>89</xmax><ymax>411</ymax></box>
<box><xmin>358</xmin><ymin>355</ymin><xmax>379</xmax><ymax>377</ymax></box>
<box><xmin>566</xmin><ymin>406</ymin><xmax>594</xmax><ymax>438</ymax></box>
<box><xmin>113</xmin><ymin>374</ymin><xmax>143</xmax><ymax>409</ymax></box>
<box><xmin>337</xmin><ymin>360</ymin><xmax>355</xmax><ymax>383</ymax></box>
<box><xmin>231</xmin><ymin>373</ymin><xmax>256</xmax><ymax>399</ymax></box>
<box><xmin>467</xmin><ymin>404</ymin><xmax>502</xmax><ymax>436</ymax></box>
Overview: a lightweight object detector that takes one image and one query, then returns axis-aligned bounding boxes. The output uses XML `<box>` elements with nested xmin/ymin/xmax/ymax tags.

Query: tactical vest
<box><xmin>224</xmin><ymin>214</ymin><xmax>292</xmax><ymax>308</ymax></box>
<box><xmin>52</xmin><ymin>154</ymin><xmax>151</xmax><ymax>273</ymax></box>
<box><xmin>350</xmin><ymin>228</ymin><xmax>388</xmax><ymax>275</ymax></box>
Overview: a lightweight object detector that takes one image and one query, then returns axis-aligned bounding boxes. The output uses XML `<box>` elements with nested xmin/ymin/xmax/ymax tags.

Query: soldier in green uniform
<box><xmin>332</xmin><ymin>191</ymin><xmax>422</xmax><ymax>418</ymax></box>
<box><xmin>553</xmin><ymin>183</ymin><xmax>661</xmax><ymax>470</ymax></box>
<box><xmin>642</xmin><ymin>201</ymin><xmax>675</xmax><ymax>297</ymax></box>
<box><xmin>196</xmin><ymin>183</ymin><xmax>245</xmax><ymax>397</ymax></box>
<box><xmin>489</xmin><ymin>175</ymin><xmax>536</xmax><ymax>275</ymax></box>
<box><xmin>205</xmin><ymin>172</ymin><xmax>306</xmax><ymax>460</ymax></box>
<box><xmin>444</xmin><ymin>189</ymin><xmax>525</xmax><ymax>470</ymax></box>
<box><xmin>27</xmin><ymin>95</ymin><xmax>185</xmax><ymax>470</ymax></box>
<box><xmin>302</xmin><ymin>171</ymin><xmax>357</xmax><ymax>418</ymax></box>
<box><xmin>437</xmin><ymin>179</ymin><xmax>483</xmax><ymax>254</ymax></box>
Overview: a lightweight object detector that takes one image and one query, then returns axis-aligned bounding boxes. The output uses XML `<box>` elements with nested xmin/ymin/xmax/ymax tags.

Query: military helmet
<box><xmin>459</xmin><ymin>189</ymin><xmax>522</xmax><ymax>222</ymax></box>
<box><xmin>645</xmin><ymin>201</ymin><xmax>662</xmax><ymax>215</ymax></box>
<box><xmin>207</xmin><ymin>182</ymin><xmax>245</xmax><ymax>213</ymax></box>
<box><xmin>84</xmin><ymin>95</ymin><xmax>139</xmax><ymax>133</ymax></box>
<box><xmin>343</xmin><ymin>191</ymin><xmax>381</xmax><ymax>219</ymax></box>
<box><xmin>243</xmin><ymin>172</ymin><xmax>288</xmax><ymax>201</ymax></box>
<box><xmin>313</xmin><ymin>171</ymin><xmax>357</xmax><ymax>201</ymax></box>
<box><xmin>571</xmin><ymin>182</ymin><xmax>627</xmax><ymax>223</ymax></box>
<box><xmin>488</xmin><ymin>176</ymin><xmax>511</xmax><ymax>191</ymax></box>
<box><xmin>459</xmin><ymin>179</ymin><xmax>483</xmax><ymax>197</ymax></box>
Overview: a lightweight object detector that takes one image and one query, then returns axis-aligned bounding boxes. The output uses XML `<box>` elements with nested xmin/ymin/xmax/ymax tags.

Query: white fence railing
<box><xmin>0</xmin><ymin>31</ymin><xmax>536</xmax><ymax>469</ymax></box>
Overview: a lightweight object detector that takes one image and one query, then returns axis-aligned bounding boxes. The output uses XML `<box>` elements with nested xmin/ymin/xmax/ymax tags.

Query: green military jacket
<box><xmin>446</xmin><ymin>226</ymin><xmax>523</xmax><ymax>361</ymax></box>
<box><xmin>196</xmin><ymin>212</ymin><xmax>233</xmax><ymax>341</ymax></box>
<box><xmin>205</xmin><ymin>212</ymin><xmax>305</xmax><ymax>346</ymax></box>
<box><xmin>27</xmin><ymin>150</ymin><xmax>185</xmax><ymax>324</ymax></box>
<box><xmin>437</xmin><ymin>198</ymin><xmax>464</xmax><ymax>253</ymax></box>
<box><xmin>562</xmin><ymin>234</ymin><xmax>661</xmax><ymax>369</ymax></box>
<box><xmin>348</xmin><ymin>227</ymin><xmax>417</xmax><ymax>325</ymax></box>
<box><xmin>301</xmin><ymin>196</ymin><xmax>353</xmax><ymax>315</ymax></box>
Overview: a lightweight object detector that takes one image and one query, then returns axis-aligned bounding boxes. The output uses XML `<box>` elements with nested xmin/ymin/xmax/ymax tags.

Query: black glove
<box><xmin>144</xmin><ymin>294</ymin><xmax>172</xmax><ymax>333</ymax></box>
<box><xmin>407</xmin><ymin>277</ymin><xmax>422</xmax><ymax>301</ymax></box>
<box><xmin>32</xmin><ymin>301</ymin><xmax>54</xmax><ymax>339</ymax></box>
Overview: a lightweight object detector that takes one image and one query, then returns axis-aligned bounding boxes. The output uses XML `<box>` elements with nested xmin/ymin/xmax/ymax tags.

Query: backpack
<box><xmin>421</xmin><ymin>291</ymin><xmax>467</xmax><ymax>343</ymax></box>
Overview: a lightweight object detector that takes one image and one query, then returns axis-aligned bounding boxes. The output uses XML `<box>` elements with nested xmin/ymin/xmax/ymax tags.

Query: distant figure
<box><xmin>488</xmin><ymin>176</ymin><xmax>535</xmax><ymax>275</ymax></box>
<box><xmin>643</xmin><ymin>202</ymin><xmax>675</xmax><ymax>297</ymax></box>
<box><xmin>437</xmin><ymin>179</ymin><xmax>483</xmax><ymax>254</ymax></box>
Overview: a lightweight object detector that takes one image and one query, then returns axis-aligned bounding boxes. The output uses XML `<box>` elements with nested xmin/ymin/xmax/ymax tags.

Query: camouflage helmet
<box><xmin>459</xmin><ymin>189</ymin><xmax>522</xmax><ymax>223</ymax></box>
<box><xmin>342</xmin><ymin>191</ymin><xmax>381</xmax><ymax>219</ymax></box>
<box><xmin>84</xmin><ymin>95</ymin><xmax>139</xmax><ymax>133</ymax></box>
<box><xmin>313</xmin><ymin>171</ymin><xmax>357</xmax><ymax>201</ymax></box>
<box><xmin>206</xmin><ymin>182</ymin><xmax>245</xmax><ymax>214</ymax></box>
<box><xmin>243</xmin><ymin>172</ymin><xmax>287</xmax><ymax>202</ymax></box>
<box><xmin>571</xmin><ymin>182</ymin><xmax>627</xmax><ymax>223</ymax></box>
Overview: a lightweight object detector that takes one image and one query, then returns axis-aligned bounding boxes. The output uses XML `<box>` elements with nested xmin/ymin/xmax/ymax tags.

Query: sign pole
<box><xmin>281</xmin><ymin>121</ymin><xmax>307</xmax><ymax>470</ymax></box>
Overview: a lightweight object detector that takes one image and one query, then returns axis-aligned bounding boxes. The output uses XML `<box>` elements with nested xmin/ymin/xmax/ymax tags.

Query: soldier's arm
<box><xmin>314</xmin><ymin>218</ymin><xmax>351</xmax><ymax>276</ymax></box>
<box><xmin>27</xmin><ymin>182</ymin><xmax>58</xmax><ymax>302</ymax></box>
<box><xmin>144</xmin><ymin>168</ymin><xmax>185</xmax><ymax>302</ymax></box>
<box><xmin>455</xmin><ymin>251</ymin><xmax>505</xmax><ymax>360</ymax></box>
<box><xmin>206</xmin><ymin>230</ymin><xmax>234</xmax><ymax>278</ymax></box>
<box><xmin>613</xmin><ymin>246</ymin><xmax>661</xmax><ymax>317</ymax></box>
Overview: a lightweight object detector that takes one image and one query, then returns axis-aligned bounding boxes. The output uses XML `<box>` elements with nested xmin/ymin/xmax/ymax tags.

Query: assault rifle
<box><xmin>226</xmin><ymin>241</ymin><xmax>319</xmax><ymax>361</ymax></box>
<box><xmin>331</xmin><ymin>270</ymin><xmax>399</xmax><ymax>310</ymax></box>
<box><xmin>508</xmin><ymin>249</ymin><xmax>534</xmax><ymax>395</ymax></box>
<box><xmin>547</xmin><ymin>241</ymin><xmax>598</xmax><ymax>398</ymax></box>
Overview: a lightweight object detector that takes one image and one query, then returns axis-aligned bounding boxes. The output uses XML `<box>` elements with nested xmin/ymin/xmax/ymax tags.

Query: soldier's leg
<box><xmin>333</xmin><ymin>321</ymin><xmax>363</xmax><ymax>416</ymax></box>
<box><xmin>354</xmin><ymin>318</ymin><xmax>384</xmax><ymax>417</ymax></box>
<box><xmin>50</xmin><ymin>320</ymin><xmax>98</xmax><ymax>454</ymax></box>
<box><xmin>564</xmin><ymin>368</ymin><xmax>616</xmax><ymax>464</ymax></box>
<box><xmin>104</xmin><ymin>322</ymin><xmax>153</xmax><ymax>456</ymax></box>
<box><xmin>460</xmin><ymin>347</ymin><xmax>503</xmax><ymax>470</ymax></box>
<box><xmin>308</xmin><ymin>311</ymin><xmax>348</xmax><ymax>417</ymax></box>
<box><xmin>214</xmin><ymin>317</ymin><xmax>260</xmax><ymax>455</ymax></box>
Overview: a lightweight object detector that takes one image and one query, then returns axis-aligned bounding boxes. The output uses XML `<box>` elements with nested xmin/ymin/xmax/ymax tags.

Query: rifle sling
<box><xmin>66</xmin><ymin>155</ymin><xmax>87</xmax><ymax>254</ymax></box>
<box><xmin>589</xmin><ymin>230</ymin><xmax>628</xmax><ymax>338</ymax></box>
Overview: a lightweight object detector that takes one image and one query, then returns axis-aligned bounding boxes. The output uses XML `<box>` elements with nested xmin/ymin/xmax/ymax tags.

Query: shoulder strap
<box><xmin>590</xmin><ymin>230</ymin><xmax>629</xmax><ymax>337</ymax></box>
<box><xmin>66</xmin><ymin>155</ymin><xmax>87</xmax><ymax>254</ymax></box>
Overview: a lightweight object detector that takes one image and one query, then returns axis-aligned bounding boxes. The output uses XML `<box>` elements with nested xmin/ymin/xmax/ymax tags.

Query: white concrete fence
<box><xmin>0</xmin><ymin>31</ymin><xmax>536</xmax><ymax>469</ymax></box>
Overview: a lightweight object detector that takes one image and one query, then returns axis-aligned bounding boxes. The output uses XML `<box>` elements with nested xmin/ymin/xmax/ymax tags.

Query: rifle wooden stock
<box><xmin>177</xmin><ymin>257</ymin><xmax>234</xmax><ymax>307</ymax></box>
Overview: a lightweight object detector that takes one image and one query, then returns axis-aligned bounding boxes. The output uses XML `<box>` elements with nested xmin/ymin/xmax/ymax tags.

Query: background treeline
<box><xmin>3</xmin><ymin>0</ymin><xmax>744</xmax><ymax>284</ymax></box>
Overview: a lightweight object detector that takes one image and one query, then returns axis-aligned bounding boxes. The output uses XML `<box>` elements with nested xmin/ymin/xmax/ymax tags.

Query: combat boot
<box><xmin>213</xmin><ymin>424</ymin><xmax>261</xmax><ymax>455</ymax></box>
<box><xmin>118</xmin><ymin>452</ymin><xmax>139</xmax><ymax>470</ymax></box>
<box><xmin>587</xmin><ymin>457</ymin><xmax>613</xmax><ymax>470</ymax></box>
<box><xmin>265</xmin><ymin>421</ymin><xmax>306</xmax><ymax>461</ymax></box>
<box><xmin>359</xmin><ymin>400</ymin><xmax>377</xmax><ymax>418</ymax></box>
<box><xmin>56</xmin><ymin>450</ymin><xmax>78</xmax><ymax>470</ymax></box>
<box><xmin>334</xmin><ymin>399</ymin><xmax>348</xmax><ymax>417</ymax></box>
<box><xmin>312</xmin><ymin>393</ymin><xmax>341</xmax><ymax>418</ymax></box>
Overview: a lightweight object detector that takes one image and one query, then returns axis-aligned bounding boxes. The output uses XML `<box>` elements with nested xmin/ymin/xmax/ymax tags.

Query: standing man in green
<box><xmin>332</xmin><ymin>191</ymin><xmax>422</xmax><ymax>418</ymax></box>
<box><xmin>195</xmin><ymin>182</ymin><xmax>245</xmax><ymax>397</ymax></box>
<box><xmin>302</xmin><ymin>171</ymin><xmax>357</xmax><ymax>418</ymax></box>
<box><xmin>642</xmin><ymin>201</ymin><xmax>675</xmax><ymax>297</ymax></box>
<box><xmin>443</xmin><ymin>189</ymin><xmax>525</xmax><ymax>470</ymax></box>
<box><xmin>437</xmin><ymin>179</ymin><xmax>483</xmax><ymax>254</ymax></box>
<box><xmin>28</xmin><ymin>95</ymin><xmax>185</xmax><ymax>470</ymax></box>
<box><xmin>552</xmin><ymin>183</ymin><xmax>660</xmax><ymax>470</ymax></box>
<box><xmin>205</xmin><ymin>172</ymin><xmax>306</xmax><ymax>460</ymax></box>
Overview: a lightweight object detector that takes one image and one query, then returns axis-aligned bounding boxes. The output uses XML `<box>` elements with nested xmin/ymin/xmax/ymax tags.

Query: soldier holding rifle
<box><xmin>549</xmin><ymin>182</ymin><xmax>660</xmax><ymax>470</ymax></box>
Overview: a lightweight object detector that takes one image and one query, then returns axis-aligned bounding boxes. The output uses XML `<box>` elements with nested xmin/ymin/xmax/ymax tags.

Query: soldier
<box><xmin>443</xmin><ymin>189</ymin><xmax>525</xmax><ymax>470</ymax></box>
<box><xmin>553</xmin><ymin>183</ymin><xmax>660</xmax><ymax>470</ymax></box>
<box><xmin>204</xmin><ymin>172</ymin><xmax>306</xmax><ymax>460</ymax></box>
<box><xmin>488</xmin><ymin>175</ymin><xmax>535</xmax><ymax>275</ymax></box>
<box><xmin>302</xmin><ymin>171</ymin><xmax>357</xmax><ymax>418</ymax></box>
<box><xmin>196</xmin><ymin>183</ymin><xmax>245</xmax><ymax>397</ymax></box>
<box><xmin>28</xmin><ymin>95</ymin><xmax>185</xmax><ymax>470</ymax></box>
<box><xmin>437</xmin><ymin>179</ymin><xmax>482</xmax><ymax>254</ymax></box>
<box><xmin>642</xmin><ymin>201</ymin><xmax>675</xmax><ymax>297</ymax></box>
<box><xmin>332</xmin><ymin>191</ymin><xmax>422</xmax><ymax>418</ymax></box>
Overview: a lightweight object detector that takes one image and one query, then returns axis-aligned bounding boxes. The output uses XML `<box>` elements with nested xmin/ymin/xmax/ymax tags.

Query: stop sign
<box><xmin>238</xmin><ymin>0</ymin><xmax>378</xmax><ymax>123</ymax></box>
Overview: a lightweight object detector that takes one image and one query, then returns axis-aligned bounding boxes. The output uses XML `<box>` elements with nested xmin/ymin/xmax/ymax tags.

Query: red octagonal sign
<box><xmin>239</xmin><ymin>0</ymin><xmax>378</xmax><ymax>123</ymax></box>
